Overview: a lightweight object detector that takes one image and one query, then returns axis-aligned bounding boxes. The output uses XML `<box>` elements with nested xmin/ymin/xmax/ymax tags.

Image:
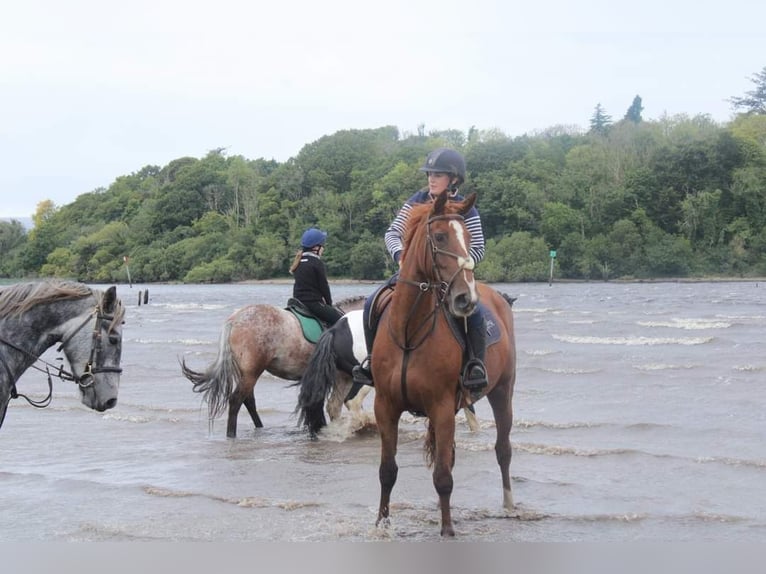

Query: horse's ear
<box><xmin>460</xmin><ymin>192</ymin><xmax>477</xmax><ymax>215</ymax></box>
<box><xmin>103</xmin><ymin>286</ymin><xmax>117</xmax><ymax>313</ymax></box>
<box><xmin>433</xmin><ymin>192</ymin><xmax>449</xmax><ymax>215</ymax></box>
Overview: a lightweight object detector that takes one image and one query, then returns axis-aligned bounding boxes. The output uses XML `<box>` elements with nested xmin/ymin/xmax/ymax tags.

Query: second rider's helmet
<box><xmin>301</xmin><ymin>228</ymin><xmax>327</xmax><ymax>249</ymax></box>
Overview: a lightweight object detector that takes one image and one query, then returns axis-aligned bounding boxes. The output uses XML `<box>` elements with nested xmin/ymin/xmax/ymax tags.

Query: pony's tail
<box><xmin>294</xmin><ymin>328</ymin><xmax>338</xmax><ymax>436</ymax></box>
<box><xmin>180</xmin><ymin>321</ymin><xmax>240</xmax><ymax>421</ymax></box>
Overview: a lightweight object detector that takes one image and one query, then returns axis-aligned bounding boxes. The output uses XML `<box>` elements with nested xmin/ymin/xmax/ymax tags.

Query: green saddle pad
<box><xmin>285</xmin><ymin>299</ymin><xmax>324</xmax><ymax>343</ymax></box>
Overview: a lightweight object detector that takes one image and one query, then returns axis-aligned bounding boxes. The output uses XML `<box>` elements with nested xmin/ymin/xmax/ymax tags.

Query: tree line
<box><xmin>2</xmin><ymin>68</ymin><xmax>766</xmax><ymax>284</ymax></box>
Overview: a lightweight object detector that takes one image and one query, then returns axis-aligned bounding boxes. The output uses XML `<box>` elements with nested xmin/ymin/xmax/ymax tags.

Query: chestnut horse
<box><xmin>372</xmin><ymin>192</ymin><xmax>517</xmax><ymax>537</ymax></box>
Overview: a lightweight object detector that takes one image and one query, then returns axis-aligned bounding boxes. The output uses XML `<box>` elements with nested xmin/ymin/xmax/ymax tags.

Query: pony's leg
<box><xmin>344</xmin><ymin>385</ymin><xmax>371</xmax><ymax>416</ymax></box>
<box><xmin>227</xmin><ymin>370</ymin><xmax>262</xmax><ymax>438</ymax></box>
<box><xmin>374</xmin><ymin>400</ymin><xmax>401</xmax><ymax>529</ymax></box>
<box><xmin>430</xmin><ymin>408</ymin><xmax>457</xmax><ymax>537</ymax></box>
<box><xmin>243</xmin><ymin>391</ymin><xmax>263</xmax><ymax>429</ymax></box>
<box><xmin>486</xmin><ymin>383</ymin><xmax>514</xmax><ymax>510</ymax></box>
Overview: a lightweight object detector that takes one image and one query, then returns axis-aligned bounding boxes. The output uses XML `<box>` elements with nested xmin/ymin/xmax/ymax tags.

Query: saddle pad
<box><xmin>285</xmin><ymin>305</ymin><xmax>323</xmax><ymax>343</ymax></box>
<box><xmin>445</xmin><ymin>302</ymin><xmax>502</xmax><ymax>350</ymax></box>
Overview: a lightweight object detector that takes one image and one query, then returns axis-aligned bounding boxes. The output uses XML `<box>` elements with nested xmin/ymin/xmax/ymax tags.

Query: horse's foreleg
<box><xmin>430</xmin><ymin>411</ymin><xmax>457</xmax><ymax>537</ymax></box>
<box><xmin>344</xmin><ymin>385</ymin><xmax>371</xmax><ymax>416</ymax></box>
<box><xmin>487</xmin><ymin>383</ymin><xmax>514</xmax><ymax>510</ymax></box>
<box><xmin>374</xmin><ymin>401</ymin><xmax>400</xmax><ymax>529</ymax></box>
<box><xmin>243</xmin><ymin>391</ymin><xmax>263</xmax><ymax>429</ymax></box>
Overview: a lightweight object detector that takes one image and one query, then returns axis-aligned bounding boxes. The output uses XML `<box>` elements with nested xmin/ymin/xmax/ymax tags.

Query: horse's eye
<box><xmin>434</xmin><ymin>232</ymin><xmax>448</xmax><ymax>244</ymax></box>
<box><xmin>108</xmin><ymin>334</ymin><xmax>120</xmax><ymax>345</ymax></box>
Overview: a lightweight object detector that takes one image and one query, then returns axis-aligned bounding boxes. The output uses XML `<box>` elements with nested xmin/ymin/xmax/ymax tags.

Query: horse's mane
<box><xmin>0</xmin><ymin>280</ymin><xmax>125</xmax><ymax>329</ymax></box>
<box><xmin>402</xmin><ymin>200</ymin><xmax>465</xmax><ymax>263</ymax></box>
<box><xmin>336</xmin><ymin>295</ymin><xmax>365</xmax><ymax>307</ymax></box>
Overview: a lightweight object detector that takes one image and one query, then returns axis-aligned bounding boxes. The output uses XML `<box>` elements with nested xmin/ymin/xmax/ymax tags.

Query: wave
<box><xmin>513</xmin><ymin>441</ymin><xmax>766</xmax><ymax>469</ymax></box>
<box><xmin>534</xmin><ymin>366</ymin><xmax>603</xmax><ymax>375</ymax></box>
<box><xmin>143</xmin><ymin>485</ymin><xmax>321</xmax><ymax>511</ymax></box>
<box><xmin>633</xmin><ymin>363</ymin><xmax>698</xmax><ymax>371</ymax></box>
<box><xmin>732</xmin><ymin>364</ymin><xmax>765</xmax><ymax>372</ymax></box>
<box><xmin>552</xmin><ymin>334</ymin><xmax>713</xmax><ymax>346</ymax></box>
<box><xmin>637</xmin><ymin>318</ymin><xmax>731</xmax><ymax>330</ymax></box>
<box><xmin>130</xmin><ymin>338</ymin><xmax>214</xmax><ymax>346</ymax></box>
<box><xmin>524</xmin><ymin>349</ymin><xmax>558</xmax><ymax>356</ymax></box>
<box><xmin>147</xmin><ymin>303</ymin><xmax>228</xmax><ymax>311</ymax></box>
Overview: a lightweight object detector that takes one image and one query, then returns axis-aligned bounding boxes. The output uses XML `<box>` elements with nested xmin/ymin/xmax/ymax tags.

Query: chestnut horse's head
<box><xmin>401</xmin><ymin>192</ymin><xmax>480</xmax><ymax>318</ymax></box>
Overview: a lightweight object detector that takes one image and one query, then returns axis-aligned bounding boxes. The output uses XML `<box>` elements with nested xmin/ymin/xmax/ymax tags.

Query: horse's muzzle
<box><xmin>451</xmin><ymin>292</ymin><xmax>477</xmax><ymax>317</ymax></box>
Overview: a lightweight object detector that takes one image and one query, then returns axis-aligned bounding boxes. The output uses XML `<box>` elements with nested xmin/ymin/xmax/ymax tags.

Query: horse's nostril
<box><xmin>103</xmin><ymin>398</ymin><xmax>118</xmax><ymax>410</ymax></box>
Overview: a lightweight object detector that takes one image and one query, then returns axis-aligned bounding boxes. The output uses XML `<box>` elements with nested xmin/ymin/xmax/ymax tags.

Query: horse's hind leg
<box><xmin>227</xmin><ymin>371</ymin><xmax>262</xmax><ymax>438</ymax></box>
<box><xmin>487</xmin><ymin>382</ymin><xmax>514</xmax><ymax>509</ymax></box>
<box><xmin>243</xmin><ymin>391</ymin><xmax>263</xmax><ymax>428</ymax></box>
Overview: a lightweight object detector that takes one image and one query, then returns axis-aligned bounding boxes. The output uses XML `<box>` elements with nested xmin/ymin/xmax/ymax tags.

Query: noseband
<box><xmin>393</xmin><ymin>213</ymin><xmax>476</xmax><ymax>351</ymax></box>
<box><xmin>56</xmin><ymin>301</ymin><xmax>124</xmax><ymax>388</ymax></box>
<box><xmin>398</xmin><ymin>214</ymin><xmax>475</xmax><ymax>298</ymax></box>
<box><xmin>0</xmin><ymin>296</ymin><xmax>122</xmax><ymax>411</ymax></box>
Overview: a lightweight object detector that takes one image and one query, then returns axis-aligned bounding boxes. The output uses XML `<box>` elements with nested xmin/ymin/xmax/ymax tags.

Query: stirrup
<box><xmin>461</xmin><ymin>359</ymin><xmax>488</xmax><ymax>393</ymax></box>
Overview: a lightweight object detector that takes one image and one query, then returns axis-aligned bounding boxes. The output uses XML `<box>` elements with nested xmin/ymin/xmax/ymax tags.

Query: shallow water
<box><xmin>1</xmin><ymin>281</ymin><xmax>764</xmax><ymax>541</ymax></box>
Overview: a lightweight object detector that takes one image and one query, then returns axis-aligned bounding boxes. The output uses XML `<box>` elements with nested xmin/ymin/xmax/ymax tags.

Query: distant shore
<box><xmin>233</xmin><ymin>276</ymin><xmax>766</xmax><ymax>285</ymax></box>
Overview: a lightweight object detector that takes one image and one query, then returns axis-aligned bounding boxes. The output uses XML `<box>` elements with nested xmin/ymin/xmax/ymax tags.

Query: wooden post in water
<box><xmin>549</xmin><ymin>250</ymin><xmax>557</xmax><ymax>286</ymax></box>
<box><xmin>143</xmin><ymin>289</ymin><xmax>149</xmax><ymax>305</ymax></box>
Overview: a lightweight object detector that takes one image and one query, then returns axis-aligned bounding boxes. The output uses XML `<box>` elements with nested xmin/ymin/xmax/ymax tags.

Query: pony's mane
<box><xmin>0</xmin><ymin>280</ymin><xmax>125</xmax><ymax>329</ymax></box>
<box><xmin>337</xmin><ymin>295</ymin><xmax>365</xmax><ymax>307</ymax></box>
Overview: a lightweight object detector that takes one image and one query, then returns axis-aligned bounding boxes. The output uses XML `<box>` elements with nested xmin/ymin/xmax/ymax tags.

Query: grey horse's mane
<box><xmin>0</xmin><ymin>280</ymin><xmax>125</xmax><ymax>330</ymax></box>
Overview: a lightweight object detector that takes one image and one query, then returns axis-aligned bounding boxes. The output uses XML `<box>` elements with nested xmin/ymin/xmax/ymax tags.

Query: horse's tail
<box><xmin>500</xmin><ymin>292</ymin><xmax>517</xmax><ymax>308</ymax></box>
<box><xmin>294</xmin><ymin>328</ymin><xmax>338</xmax><ymax>435</ymax></box>
<box><xmin>180</xmin><ymin>321</ymin><xmax>240</xmax><ymax>421</ymax></box>
<box><xmin>423</xmin><ymin>419</ymin><xmax>456</xmax><ymax>469</ymax></box>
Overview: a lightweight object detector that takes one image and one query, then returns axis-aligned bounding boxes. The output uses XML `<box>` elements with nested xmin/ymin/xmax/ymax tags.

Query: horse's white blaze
<box><xmin>345</xmin><ymin>310</ymin><xmax>368</xmax><ymax>363</ymax></box>
<box><xmin>449</xmin><ymin>220</ymin><xmax>479</xmax><ymax>301</ymax></box>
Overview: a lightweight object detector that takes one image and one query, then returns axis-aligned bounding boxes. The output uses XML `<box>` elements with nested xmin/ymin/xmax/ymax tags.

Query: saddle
<box><xmin>361</xmin><ymin>278</ymin><xmax>502</xmax><ymax>354</ymax></box>
<box><xmin>285</xmin><ymin>298</ymin><xmax>328</xmax><ymax>343</ymax></box>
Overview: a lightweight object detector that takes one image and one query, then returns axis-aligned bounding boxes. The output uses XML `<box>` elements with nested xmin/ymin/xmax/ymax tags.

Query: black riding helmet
<box><xmin>419</xmin><ymin>147</ymin><xmax>466</xmax><ymax>186</ymax></box>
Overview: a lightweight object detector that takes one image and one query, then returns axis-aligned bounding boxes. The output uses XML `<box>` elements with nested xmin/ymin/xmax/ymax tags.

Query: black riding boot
<box><xmin>352</xmin><ymin>355</ymin><xmax>373</xmax><ymax>386</ymax></box>
<box><xmin>462</xmin><ymin>314</ymin><xmax>488</xmax><ymax>394</ymax></box>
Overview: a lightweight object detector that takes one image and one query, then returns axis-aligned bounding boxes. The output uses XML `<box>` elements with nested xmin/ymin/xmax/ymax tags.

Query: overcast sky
<box><xmin>1</xmin><ymin>0</ymin><xmax>764</xmax><ymax>219</ymax></box>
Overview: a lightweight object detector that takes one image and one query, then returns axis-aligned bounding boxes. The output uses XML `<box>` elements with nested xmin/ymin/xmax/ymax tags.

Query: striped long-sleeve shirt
<box><xmin>384</xmin><ymin>190</ymin><xmax>486</xmax><ymax>265</ymax></box>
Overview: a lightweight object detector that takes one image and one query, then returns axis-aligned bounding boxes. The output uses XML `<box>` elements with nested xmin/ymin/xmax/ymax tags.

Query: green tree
<box><xmin>589</xmin><ymin>103</ymin><xmax>612</xmax><ymax>135</ymax></box>
<box><xmin>729</xmin><ymin>66</ymin><xmax>766</xmax><ymax>115</ymax></box>
<box><xmin>624</xmin><ymin>95</ymin><xmax>644</xmax><ymax>123</ymax></box>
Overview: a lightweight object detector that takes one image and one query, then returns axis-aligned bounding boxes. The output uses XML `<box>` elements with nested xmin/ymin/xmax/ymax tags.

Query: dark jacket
<box><xmin>292</xmin><ymin>252</ymin><xmax>332</xmax><ymax>305</ymax></box>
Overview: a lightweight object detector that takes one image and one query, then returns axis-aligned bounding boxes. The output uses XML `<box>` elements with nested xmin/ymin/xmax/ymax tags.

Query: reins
<box><xmin>392</xmin><ymin>213</ymin><xmax>475</xmax><ymax>410</ymax></box>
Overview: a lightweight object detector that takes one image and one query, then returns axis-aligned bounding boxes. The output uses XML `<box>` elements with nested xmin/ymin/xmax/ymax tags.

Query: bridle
<box><xmin>0</xmin><ymin>296</ymin><xmax>123</xmax><ymax>409</ymax></box>
<box><xmin>389</xmin><ymin>212</ymin><xmax>477</xmax><ymax>413</ymax></box>
<box><xmin>393</xmin><ymin>213</ymin><xmax>476</xmax><ymax>352</ymax></box>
